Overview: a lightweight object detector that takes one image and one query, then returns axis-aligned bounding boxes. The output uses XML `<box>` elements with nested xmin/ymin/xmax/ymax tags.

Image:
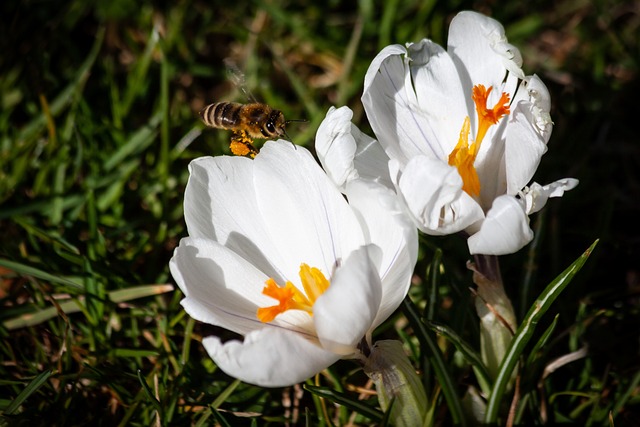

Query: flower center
<box><xmin>447</xmin><ymin>84</ymin><xmax>510</xmax><ymax>197</ymax></box>
<box><xmin>256</xmin><ymin>264</ymin><xmax>330</xmax><ymax>323</ymax></box>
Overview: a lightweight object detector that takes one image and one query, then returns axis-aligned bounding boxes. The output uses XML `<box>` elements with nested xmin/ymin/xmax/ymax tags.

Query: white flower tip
<box><xmin>523</xmin><ymin>75</ymin><xmax>553</xmax><ymax>136</ymax></box>
<box><xmin>500</xmin><ymin>42</ymin><xmax>524</xmax><ymax>80</ymax></box>
<box><xmin>453</xmin><ymin>11</ymin><xmax>524</xmax><ymax>79</ymax></box>
<box><xmin>202</xmin><ymin>331</ymin><xmax>338</xmax><ymax>388</ymax></box>
<box><xmin>549</xmin><ymin>178</ymin><xmax>579</xmax><ymax>195</ymax></box>
<box><xmin>316</xmin><ymin>106</ymin><xmax>359</xmax><ymax>188</ymax></box>
<box><xmin>524</xmin><ymin>178</ymin><xmax>579</xmax><ymax>214</ymax></box>
<box><xmin>468</xmin><ymin>195</ymin><xmax>533</xmax><ymax>256</ymax></box>
<box><xmin>314</xmin><ymin>245</ymin><xmax>383</xmax><ymax>355</ymax></box>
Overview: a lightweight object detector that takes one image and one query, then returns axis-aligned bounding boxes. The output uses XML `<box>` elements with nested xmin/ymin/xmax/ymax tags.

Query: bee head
<box><xmin>263</xmin><ymin>110</ymin><xmax>287</xmax><ymax>139</ymax></box>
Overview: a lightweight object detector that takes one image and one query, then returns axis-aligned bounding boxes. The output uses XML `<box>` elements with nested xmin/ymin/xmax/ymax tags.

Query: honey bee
<box><xmin>200</xmin><ymin>60</ymin><xmax>302</xmax><ymax>158</ymax></box>
<box><xmin>199</xmin><ymin>102</ymin><xmax>289</xmax><ymax>158</ymax></box>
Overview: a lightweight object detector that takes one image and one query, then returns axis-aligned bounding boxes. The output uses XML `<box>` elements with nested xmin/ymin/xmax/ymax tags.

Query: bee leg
<box><xmin>229</xmin><ymin>130</ymin><xmax>259</xmax><ymax>158</ymax></box>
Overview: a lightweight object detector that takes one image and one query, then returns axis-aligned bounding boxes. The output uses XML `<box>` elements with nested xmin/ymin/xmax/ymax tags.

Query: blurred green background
<box><xmin>1</xmin><ymin>0</ymin><xmax>638</xmax><ymax>425</ymax></box>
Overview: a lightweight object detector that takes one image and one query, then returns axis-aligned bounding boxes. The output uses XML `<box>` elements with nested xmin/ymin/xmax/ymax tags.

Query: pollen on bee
<box><xmin>229</xmin><ymin>130</ymin><xmax>259</xmax><ymax>158</ymax></box>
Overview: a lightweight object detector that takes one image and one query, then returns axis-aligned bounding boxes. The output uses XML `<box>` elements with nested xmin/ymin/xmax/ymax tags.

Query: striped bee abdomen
<box><xmin>200</xmin><ymin>102</ymin><xmax>243</xmax><ymax>129</ymax></box>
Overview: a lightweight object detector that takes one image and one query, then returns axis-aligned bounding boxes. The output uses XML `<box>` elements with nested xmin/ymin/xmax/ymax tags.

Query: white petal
<box><xmin>203</xmin><ymin>328</ymin><xmax>340</xmax><ymax>387</ymax></box>
<box><xmin>392</xmin><ymin>156</ymin><xmax>483</xmax><ymax>234</ymax></box>
<box><xmin>316</xmin><ymin>106</ymin><xmax>393</xmax><ymax>189</ymax></box>
<box><xmin>405</xmin><ymin>39</ymin><xmax>468</xmax><ymax>157</ymax></box>
<box><xmin>474</xmin><ymin>123</ymin><xmax>508</xmax><ymax>210</ymax></box>
<box><xmin>344</xmin><ymin>180</ymin><xmax>417</xmax><ymax>328</ymax></box>
<box><xmin>465</xmin><ymin>79</ymin><xmax>551</xmax><ymax>208</ymax></box>
<box><xmin>505</xmin><ymin>77</ymin><xmax>552</xmax><ymax>194</ymax></box>
<box><xmin>185</xmin><ymin>156</ymin><xmax>286</xmax><ymax>279</ymax></box>
<box><xmin>315</xmin><ymin>106</ymin><xmax>359</xmax><ymax>188</ymax></box>
<box><xmin>521</xmin><ymin>75</ymin><xmax>552</xmax><ymax>129</ymax></box>
<box><xmin>448</xmin><ymin>11</ymin><xmax>524</xmax><ymax>96</ymax></box>
<box><xmin>546</xmin><ymin>178</ymin><xmax>579</xmax><ymax>196</ymax></box>
<box><xmin>351</xmin><ymin>125</ymin><xmax>394</xmax><ymax>189</ymax></box>
<box><xmin>169</xmin><ymin>237</ymin><xmax>273</xmax><ymax>336</ymax></box>
<box><xmin>362</xmin><ymin>44</ymin><xmax>444</xmax><ymax>164</ymax></box>
<box><xmin>363</xmin><ymin>44</ymin><xmax>408</xmax><ymax>105</ymax></box>
<box><xmin>184</xmin><ymin>156</ymin><xmax>249</xmax><ymax>240</ymax></box>
<box><xmin>253</xmin><ymin>141</ymin><xmax>365</xmax><ymax>281</ymax></box>
<box><xmin>467</xmin><ymin>195</ymin><xmax>533</xmax><ymax>255</ymax></box>
<box><xmin>523</xmin><ymin>178</ymin><xmax>579</xmax><ymax>214</ymax></box>
<box><xmin>314</xmin><ymin>246</ymin><xmax>382</xmax><ymax>355</ymax></box>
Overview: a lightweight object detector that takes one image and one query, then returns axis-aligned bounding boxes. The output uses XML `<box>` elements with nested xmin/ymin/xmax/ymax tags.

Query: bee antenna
<box><xmin>281</xmin><ymin>129</ymin><xmax>298</xmax><ymax>150</ymax></box>
<box><xmin>285</xmin><ymin>119</ymin><xmax>308</xmax><ymax>124</ymax></box>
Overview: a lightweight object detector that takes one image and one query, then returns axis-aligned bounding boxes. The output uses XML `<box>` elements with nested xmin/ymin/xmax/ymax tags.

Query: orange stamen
<box><xmin>472</xmin><ymin>85</ymin><xmax>510</xmax><ymax>150</ymax></box>
<box><xmin>448</xmin><ymin>84</ymin><xmax>511</xmax><ymax>197</ymax></box>
<box><xmin>299</xmin><ymin>263</ymin><xmax>330</xmax><ymax>301</ymax></box>
<box><xmin>256</xmin><ymin>264</ymin><xmax>330</xmax><ymax>323</ymax></box>
<box><xmin>448</xmin><ymin>117</ymin><xmax>480</xmax><ymax>196</ymax></box>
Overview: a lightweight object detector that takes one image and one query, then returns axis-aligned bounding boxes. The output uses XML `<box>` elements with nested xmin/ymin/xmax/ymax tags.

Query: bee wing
<box><xmin>224</xmin><ymin>58</ymin><xmax>258</xmax><ymax>104</ymax></box>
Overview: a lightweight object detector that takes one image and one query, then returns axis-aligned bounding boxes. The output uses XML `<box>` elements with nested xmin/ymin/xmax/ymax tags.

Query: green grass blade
<box><xmin>611</xmin><ymin>369</ymin><xmax>640</xmax><ymax>420</ymax></box>
<box><xmin>0</xmin><ymin>195</ymin><xmax>86</xmax><ymax>220</ymax></box>
<box><xmin>193</xmin><ymin>409</ymin><xmax>212</xmax><ymax>427</ymax></box>
<box><xmin>3</xmin><ymin>299</ymin><xmax>81</xmax><ymax>330</ymax></box>
<box><xmin>108</xmin><ymin>284</ymin><xmax>174</xmax><ymax>303</ymax></box>
<box><xmin>424</xmin><ymin>249</ymin><xmax>442</xmax><ymax>321</ymax></box>
<box><xmin>4</xmin><ymin>370</ymin><xmax>52</xmax><ymax>415</ymax></box>
<box><xmin>50</xmin><ymin>150</ymin><xmax>68</xmax><ymax>225</ymax></box>
<box><xmin>96</xmin><ymin>160</ymin><xmax>141</xmax><ymax>212</ymax></box>
<box><xmin>158</xmin><ymin>44</ymin><xmax>170</xmax><ymax>185</ymax></box>
<box><xmin>210</xmin><ymin>406</ymin><xmax>233</xmax><ymax>427</ymax></box>
<box><xmin>121</xmin><ymin>25</ymin><xmax>160</xmax><ymax>116</ymax></box>
<box><xmin>269</xmin><ymin>50</ymin><xmax>320</xmax><ymax>120</ymax></box>
<box><xmin>402</xmin><ymin>298</ymin><xmax>467</xmax><ymax>426</ymax></box>
<box><xmin>137</xmin><ymin>370</ymin><xmax>163</xmax><ymax>419</ymax></box>
<box><xmin>380</xmin><ymin>397</ymin><xmax>395</xmax><ymax>426</ymax></box>
<box><xmin>17</xmin><ymin>28</ymin><xmax>105</xmax><ymax>144</ymax></box>
<box><xmin>3</xmin><ymin>284</ymin><xmax>173</xmax><ymax>330</ymax></box>
<box><xmin>11</xmin><ymin>216</ymin><xmax>80</xmax><ymax>255</ymax></box>
<box><xmin>484</xmin><ymin>240</ymin><xmax>599</xmax><ymax>424</ymax></box>
<box><xmin>379</xmin><ymin>0</ymin><xmax>401</xmax><ymax>50</ymax></box>
<box><xmin>335</xmin><ymin>9</ymin><xmax>364</xmax><ymax>106</ymax></box>
<box><xmin>304</xmin><ymin>385</ymin><xmax>383</xmax><ymax>423</ymax></box>
<box><xmin>525</xmin><ymin>313</ymin><xmax>560</xmax><ymax>367</ymax></box>
<box><xmin>211</xmin><ymin>379</ymin><xmax>242</xmax><ymax>409</ymax></box>
<box><xmin>520</xmin><ymin>210</ymin><xmax>546</xmax><ymax>319</ymax></box>
<box><xmin>103</xmin><ymin>110</ymin><xmax>162</xmax><ymax>172</ymax></box>
<box><xmin>429</xmin><ymin>321</ymin><xmax>492</xmax><ymax>395</ymax></box>
<box><xmin>113</xmin><ymin>349</ymin><xmax>160</xmax><ymax>358</ymax></box>
<box><xmin>192</xmin><ymin>380</ymin><xmax>243</xmax><ymax>427</ymax></box>
<box><xmin>0</xmin><ymin>259</ymin><xmax>83</xmax><ymax>289</ymax></box>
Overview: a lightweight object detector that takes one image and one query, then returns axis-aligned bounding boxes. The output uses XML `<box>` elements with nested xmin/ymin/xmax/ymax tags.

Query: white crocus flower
<box><xmin>355</xmin><ymin>11</ymin><xmax>578</xmax><ymax>255</ymax></box>
<box><xmin>170</xmin><ymin>141</ymin><xmax>417</xmax><ymax>387</ymax></box>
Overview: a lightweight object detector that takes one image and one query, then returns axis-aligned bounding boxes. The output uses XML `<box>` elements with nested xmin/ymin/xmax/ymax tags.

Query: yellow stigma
<box><xmin>448</xmin><ymin>84</ymin><xmax>510</xmax><ymax>197</ymax></box>
<box><xmin>256</xmin><ymin>264</ymin><xmax>330</xmax><ymax>323</ymax></box>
